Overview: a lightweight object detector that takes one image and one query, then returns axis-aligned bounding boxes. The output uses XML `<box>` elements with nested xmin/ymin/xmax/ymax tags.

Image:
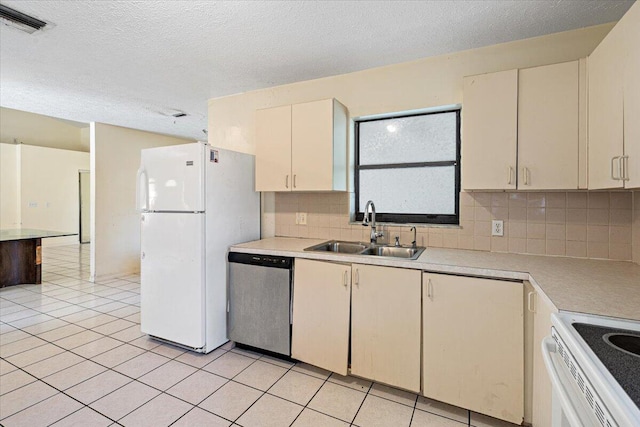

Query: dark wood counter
<box><xmin>0</xmin><ymin>229</ymin><xmax>76</xmax><ymax>287</ymax></box>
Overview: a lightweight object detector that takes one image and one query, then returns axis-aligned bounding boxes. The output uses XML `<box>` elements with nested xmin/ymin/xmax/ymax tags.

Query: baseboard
<box><xmin>92</xmin><ymin>269</ymin><xmax>140</xmax><ymax>283</ymax></box>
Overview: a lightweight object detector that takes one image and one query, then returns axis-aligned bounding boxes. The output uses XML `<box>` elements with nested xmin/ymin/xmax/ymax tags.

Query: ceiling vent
<box><xmin>0</xmin><ymin>4</ymin><xmax>47</xmax><ymax>34</ymax></box>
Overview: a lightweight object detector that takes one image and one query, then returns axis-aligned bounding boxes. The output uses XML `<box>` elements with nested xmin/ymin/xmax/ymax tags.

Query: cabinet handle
<box><xmin>611</xmin><ymin>156</ymin><xmax>621</xmax><ymax>180</ymax></box>
<box><xmin>427</xmin><ymin>278</ymin><xmax>433</xmax><ymax>300</ymax></box>
<box><xmin>343</xmin><ymin>270</ymin><xmax>348</xmax><ymax>287</ymax></box>
<box><xmin>527</xmin><ymin>291</ymin><xmax>536</xmax><ymax>313</ymax></box>
<box><xmin>355</xmin><ymin>269</ymin><xmax>359</xmax><ymax>286</ymax></box>
<box><xmin>522</xmin><ymin>167</ymin><xmax>529</xmax><ymax>186</ymax></box>
<box><xmin>293</xmin><ymin>174</ymin><xmax>297</xmax><ymax>188</ymax></box>
<box><xmin>285</xmin><ymin>175</ymin><xmax>289</xmax><ymax>188</ymax></box>
<box><xmin>620</xmin><ymin>156</ymin><xmax>629</xmax><ymax>181</ymax></box>
<box><xmin>507</xmin><ymin>166</ymin><xmax>514</xmax><ymax>185</ymax></box>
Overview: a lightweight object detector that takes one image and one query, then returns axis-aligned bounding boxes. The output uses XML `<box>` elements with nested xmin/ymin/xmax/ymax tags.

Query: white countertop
<box><xmin>230</xmin><ymin>237</ymin><xmax>640</xmax><ymax>322</ymax></box>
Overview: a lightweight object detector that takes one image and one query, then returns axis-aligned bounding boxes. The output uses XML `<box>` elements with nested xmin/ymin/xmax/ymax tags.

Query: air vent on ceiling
<box><xmin>0</xmin><ymin>4</ymin><xmax>47</xmax><ymax>34</ymax></box>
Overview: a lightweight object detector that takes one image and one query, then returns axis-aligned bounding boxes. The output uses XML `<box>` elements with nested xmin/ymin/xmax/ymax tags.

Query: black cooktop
<box><xmin>573</xmin><ymin>323</ymin><xmax>640</xmax><ymax>409</ymax></box>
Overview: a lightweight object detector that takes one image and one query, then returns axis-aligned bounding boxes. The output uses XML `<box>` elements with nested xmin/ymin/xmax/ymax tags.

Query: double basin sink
<box><xmin>304</xmin><ymin>240</ymin><xmax>425</xmax><ymax>260</ymax></box>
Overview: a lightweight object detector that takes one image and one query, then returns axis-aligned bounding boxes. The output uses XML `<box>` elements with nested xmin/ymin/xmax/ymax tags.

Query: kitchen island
<box><xmin>0</xmin><ymin>229</ymin><xmax>77</xmax><ymax>287</ymax></box>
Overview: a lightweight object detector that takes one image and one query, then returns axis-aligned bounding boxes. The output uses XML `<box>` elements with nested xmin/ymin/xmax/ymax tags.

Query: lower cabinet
<box><xmin>351</xmin><ymin>264</ymin><xmax>421</xmax><ymax>392</ymax></box>
<box><xmin>291</xmin><ymin>258</ymin><xmax>351</xmax><ymax>375</ymax></box>
<box><xmin>530</xmin><ymin>282</ymin><xmax>558</xmax><ymax>427</ymax></box>
<box><xmin>422</xmin><ymin>272</ymin><xmax>524</xmax><ymax>424</ymax></box>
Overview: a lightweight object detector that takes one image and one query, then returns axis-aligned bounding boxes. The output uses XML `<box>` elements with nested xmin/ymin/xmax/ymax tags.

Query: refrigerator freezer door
<box><xmin>141</xmin><ymin>212</ymin><xmax>205</xmax><ymax>349</ymax></box>
<box><xmin>141</xmin><ymin>142</ymin><xmax>205</xmax><ymax>212</ymax></box>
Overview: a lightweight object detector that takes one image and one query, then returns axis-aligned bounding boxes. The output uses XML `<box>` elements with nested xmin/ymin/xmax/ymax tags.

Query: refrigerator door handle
<box><xmin>143</xmin><ymin>169</ymin><xmax>150</xmax><ymax>210</ymax></box>
<box><xmin>136</xmin><ymin>168</ymin><xmax>150</xmax><ymax>212</ymax></box>
<box><xmin>136</xmin><ymin>168</ymin><xmax>144</xmax><ymax>212</ymax></box>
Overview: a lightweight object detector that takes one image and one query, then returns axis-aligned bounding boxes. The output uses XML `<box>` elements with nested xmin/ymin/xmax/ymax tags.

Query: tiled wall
<box><xmin>274</xmin><ymin>191</ymin><xmax>635</xmax><ymax>262</ymax></box>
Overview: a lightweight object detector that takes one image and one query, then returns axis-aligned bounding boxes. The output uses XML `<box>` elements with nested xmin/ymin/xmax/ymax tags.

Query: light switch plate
<box><xmin>298</xmin><ymin>212</ymin><xmax>307</xmax><ymax>225</ymax></box>
<box><xmin>492</xmin><ymin>220</ymin><xmax>504</xmax><ymax>236</ymax></box>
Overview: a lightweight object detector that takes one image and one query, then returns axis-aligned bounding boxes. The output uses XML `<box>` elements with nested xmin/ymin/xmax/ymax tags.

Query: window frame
<box><xmin>354</xmin><ymin>109</ymin><xmax>461</xmax><ymax>225</ymax></box>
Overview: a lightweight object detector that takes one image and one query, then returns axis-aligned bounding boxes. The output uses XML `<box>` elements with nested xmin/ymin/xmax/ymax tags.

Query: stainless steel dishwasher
<box><xmin>227</xmin><ymin>252</ymin><xmax>293</xmax><ymax>356</ymax></box>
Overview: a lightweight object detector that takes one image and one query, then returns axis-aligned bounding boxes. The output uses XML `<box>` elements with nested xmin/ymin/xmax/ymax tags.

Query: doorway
<box><xmin>79</xmin><ymin>170</ymin><xmax>90</xmax><ymax>243</ymax></box>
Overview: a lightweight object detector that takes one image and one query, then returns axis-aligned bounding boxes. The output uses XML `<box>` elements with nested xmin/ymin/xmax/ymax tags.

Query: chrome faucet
<box><xmin>362</xmin><ymin>200</ymin><xmax>384</xmax><ymax>244</ymax></box>
<box><xmin>410</xmin><ymin>226</ymin><xmax>417</xmax><ymax>248</ymax></box>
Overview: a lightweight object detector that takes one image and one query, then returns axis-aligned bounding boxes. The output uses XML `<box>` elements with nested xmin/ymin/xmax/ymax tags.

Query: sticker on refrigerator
<box><xmin>210</xmin><ymin>149</ymin><xmax>219</xmax><ymax>163</ymax></box>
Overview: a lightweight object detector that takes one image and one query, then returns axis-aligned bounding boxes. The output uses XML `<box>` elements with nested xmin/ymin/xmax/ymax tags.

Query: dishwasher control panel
<box><xmin>228</xmin><ymin>252</ymin><xmax>292</xmax><ymax>269</ymax></box>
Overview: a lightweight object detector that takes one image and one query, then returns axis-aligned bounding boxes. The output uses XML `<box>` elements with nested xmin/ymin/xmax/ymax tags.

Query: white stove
<box><xmin>543</xmin><ymin>312</ymin><xmax>640</xmax><ymax>427</ymax></box>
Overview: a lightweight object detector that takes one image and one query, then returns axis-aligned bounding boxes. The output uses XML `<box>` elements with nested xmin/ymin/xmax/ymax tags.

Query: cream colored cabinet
<box><xmin>588</xmin><ymin>2</ymin><xmax>639</xmax><ymax>189</ymax></box>
<box><xmin>524</xmin><ymin>282</ymin><xmax>558</xmax><ymax>427</ymax></box>
<box><xmin>255</xmin><ymin>98</ymin><xmax>348</xmax><ymax>192</ymax></box>
<box><xmin>350</xmin><ymin>264</ymin><xmax>421</xmax><ymax>392</ymax></box>
<box><xmin>291</xmin><ymin>259</ymin><xmax>351</xmax><ymax>375</ymax></box>
<box><xmin>622</xmin><ymin>3</ymin><xmax>640</xmax><ymax>188</ymax></box>
<box><xmin>255</xmin><ymin>105</ymin><xmax>292</xmax><ymax>192</ymax></box>
<box><xmin>462</xmin><ymin>69</ymin><xmax>518</xmax><ymax>190</ymax></box>
<box><xmin>463</xmin><ymin>61</ymin><xmax>584</xmax><ymax>190</ymax></box>
<box><xmin>422</xmin><ymin>272</ymin><xmax>524</xmax><ymax>424</ymax></box>
<box><xmin>518</xmin><ymin>61</ymin><xmax>580</xmax><ymax>190</ymax></box>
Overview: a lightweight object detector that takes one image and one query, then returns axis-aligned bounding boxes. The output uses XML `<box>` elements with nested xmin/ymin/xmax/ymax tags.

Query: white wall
<box><xmin>19</xmin><ymin>145</ymin><xmax>90</xmax><ymax>246</ymax></box>
<box><xmin>90</xmin><ymin>123</ymin><xmax>193</xmax><ymax>281</ymax></box>
<box><xmin>207</xmin><ymin>23</ymin><xmax>614</xmax><ymax>237</ymax></box>
<box><xmin>0</xmin><ymin>143</ymin><xmax>89</xmax><ymax>245</ymax></box>
<box><xmin>0</xmin><ymin>143</ymin><xmax>20</xmax><ymax>228</ymax></box>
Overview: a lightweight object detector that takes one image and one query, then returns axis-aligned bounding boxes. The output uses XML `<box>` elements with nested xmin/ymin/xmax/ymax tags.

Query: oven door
<box><xmin>542</xmin><ymin>337</ymin><xmax>602</xmax><ymax>427</ymax></box>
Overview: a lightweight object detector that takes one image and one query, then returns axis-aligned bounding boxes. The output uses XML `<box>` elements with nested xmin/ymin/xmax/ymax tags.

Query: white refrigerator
<box><xmin>136</xmin><ymin>141</ymin><xmax>260</xmax><ymax>353</ymax></box>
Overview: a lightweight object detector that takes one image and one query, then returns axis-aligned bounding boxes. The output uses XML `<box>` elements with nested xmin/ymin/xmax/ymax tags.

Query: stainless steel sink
<box><xmin>359</xmin><ymin>245</ymin><xmax>425</xmax><ymax>259</ymax></box>
<box><xmin>305</xmin><ymin>240</ymin><xmax>425</xmax><ymax>260</ymax></box>
<box><xmin>304</xmin><ymin>240</ymin><xmax>368</xmax><ymax>254</ymax></box>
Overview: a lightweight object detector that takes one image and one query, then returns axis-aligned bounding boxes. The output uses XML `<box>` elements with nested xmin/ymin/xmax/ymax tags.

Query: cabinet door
<box><xmin>351</xmin><ymin>264</ymin><xmax>421</xmax><ymax>392</ymax></box>
<box><xmin>518</xmin><ymin>61</ymin><xmax>579</xmax><ymax>190</ymax></box>
<box><xmin>422</xmin><ymin>272</ymin><xmax>523</xmax><ymax>424</ymax></box>
<box><xmin>531</xmin><ymin>286</ymin><xmax>558</xmax><ymax>427</ymax></box>
<box><xmin>623</xmin><ymin>3</ymin><xmax>640</xmax><ymax>188</ymax></box>
<box><xmin>291</xmin><ymin>99</ymin><xmax>337</xmax><ymax>191</ymax></box>
<box><xmin>255</xmin><ymin>105</ymin><xmax>292</xmax><ymax>192</ymax></box>
<box><xmin>291</xmin><ymin>259</ymin><xmax>351</xmax><ymax>375</ymax></box>
<box><xmin>588</xmin><ymin>24</ymin><xmax>625</xmax><ymax>189</ymax></box>
<box><xmin>462</xmin><ymin>70</ymin><xmax>518</xmax><ymax>190</ymax></box>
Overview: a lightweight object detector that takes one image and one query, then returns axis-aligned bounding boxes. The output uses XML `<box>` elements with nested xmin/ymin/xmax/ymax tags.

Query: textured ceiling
<box><xmin>0</xmin><ymin>0</ymin><xmax>634</xmax><ymax>141</ymax></box>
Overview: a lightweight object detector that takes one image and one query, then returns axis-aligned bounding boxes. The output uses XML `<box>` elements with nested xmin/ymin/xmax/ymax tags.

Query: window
<box><xmin>355</xmin><ymin>109</ymin><xmax>460</xmax><ymax>224</ymax></box>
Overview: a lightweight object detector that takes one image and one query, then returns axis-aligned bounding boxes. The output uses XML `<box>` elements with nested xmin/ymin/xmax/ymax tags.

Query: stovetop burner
<box><xmin>603</xmin><ymin>333</ymin><xmax>640</xmax><ymax>358</ymax></box>
<box><xmin>573</xmin><ymin>323</ymin><xmax>640</xmax><ymax>408</ymax></box>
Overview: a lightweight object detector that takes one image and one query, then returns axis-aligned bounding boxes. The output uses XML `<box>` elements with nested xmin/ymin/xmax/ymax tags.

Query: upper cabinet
<box><xmin>255</xmin><ymin>98</ymin><xmax>348</xmax><ymax>192</ymax></box>
<box><xmin>462</xmin><ymin>69</ymin><xmax>518</xmax><ymax>190</ymax></box>
<box><xmin>462</xmin><ymin>61</ymin><xmax>584</xmax><ymax>190</ymax></box>
<box><xmin>588</xmin><ymin>2</ymin><xmax>639</xmax><ymax>189</ymax></box>
<box><xmin>255</xmin><ymin>105</ymin><xmax>292</xmax><ymax>192</ymax></box>
<box><xmin>518</xmin><ymin>61</ymin><xmax>581</xmax><ymax>190</ymax></box>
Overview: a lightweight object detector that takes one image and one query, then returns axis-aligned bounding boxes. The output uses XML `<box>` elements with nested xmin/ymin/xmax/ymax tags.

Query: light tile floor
<box><xmin>0</xmin><ymin>244</ymin><xmax>515</xmax><ymax>427</ymax></box>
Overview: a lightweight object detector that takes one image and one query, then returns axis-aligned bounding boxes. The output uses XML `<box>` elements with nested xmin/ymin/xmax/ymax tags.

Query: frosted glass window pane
<box><xmin>359</xmin><ymin>112</ymin><xmax>457</xmax><ymax>165</ymax></box>
<box><xmin>359</xmin><ymin>167</ymin><xmax>455</xmax><ymax>215</ymax></box>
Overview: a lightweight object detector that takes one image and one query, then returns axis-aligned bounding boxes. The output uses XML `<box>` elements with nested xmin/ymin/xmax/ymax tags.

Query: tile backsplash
<box><xmin>274</xmin><ymin>191</ymin><xmax>637</xmax><ymax>262</ymax></box>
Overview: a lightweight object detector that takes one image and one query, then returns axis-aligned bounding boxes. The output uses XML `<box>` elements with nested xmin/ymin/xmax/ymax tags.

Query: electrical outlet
<box><xmin>298</xmin><ymin>212</ymin><xmax>307</xmax><ymax>225</ymax></box>
<box><xmin>492</xmin><ymin>220</ymin><xmax>504</xmax><ymax>236</ymax></box>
